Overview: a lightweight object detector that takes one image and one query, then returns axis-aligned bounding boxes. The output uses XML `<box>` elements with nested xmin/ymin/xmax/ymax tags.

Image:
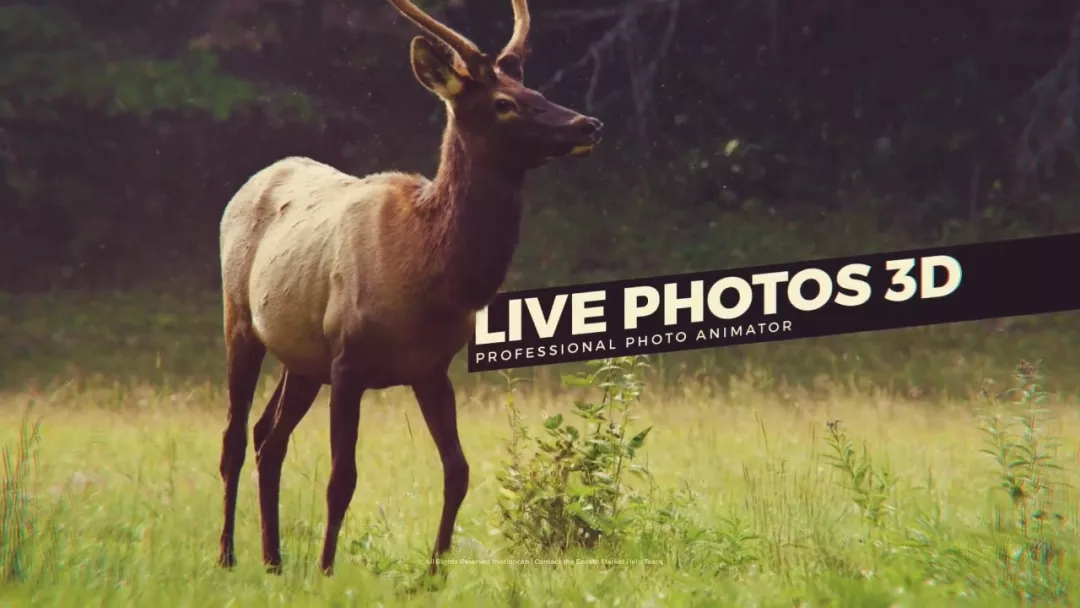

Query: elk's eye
<box><xmin>494</xmin><ymin>98</ymin><xmax>517</xmax><ymax>114</ymax></box>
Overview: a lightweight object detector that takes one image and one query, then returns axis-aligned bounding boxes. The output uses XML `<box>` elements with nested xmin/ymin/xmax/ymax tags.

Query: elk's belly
<box><xmin>250</xmin><ymin>298</ymin><xmax>334</xmax><ymax>382</ymax></box>
<box><xmin>247</xmin><ymin>236</ymin><xmax>336</xmax><ymax>382</ymax></box>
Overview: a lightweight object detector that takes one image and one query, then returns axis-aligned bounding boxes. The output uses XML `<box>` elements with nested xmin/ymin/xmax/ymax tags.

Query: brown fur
<box><xmin>216</xmin><ymin>0</ymin><xmax>603</xmax><ymax>577</ymax></box>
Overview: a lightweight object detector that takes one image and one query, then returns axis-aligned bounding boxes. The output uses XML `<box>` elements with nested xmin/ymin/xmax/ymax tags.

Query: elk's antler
<box><xmin>500</xmin><ymin>0</ymin><xmax>531</xmax><ymax>60</ymax></box>
<box><xmin>387</xmin><ymin>0</ymin><xmax>489</xmax><ymax>77</ymax></box>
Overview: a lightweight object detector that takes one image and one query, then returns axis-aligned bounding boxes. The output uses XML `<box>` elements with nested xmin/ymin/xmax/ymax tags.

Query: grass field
<box><xmin>2</xmin><ymin>294</ymin><xmax>1080</xmax><ymax>606</ymax></box>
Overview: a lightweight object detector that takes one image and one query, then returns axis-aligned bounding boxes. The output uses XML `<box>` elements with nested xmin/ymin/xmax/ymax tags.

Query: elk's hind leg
<box><xmin>219</xmin><ymin>305</ymin><xmax>268</xmax><ymax>569</ymax></box>
<box><xmin>319</xmin><ymin>357</ymin><xmax>366</xmax><ymax>576</ymax></box>
<box><xmin>253</xmin><ymin>368</ymin><xmax>286</xmax><ymax>455</ymax></box>
<box><xmin>255</xmin><ymin>369</ymin><xmax>321</xmax><ymax>573</ymax></box>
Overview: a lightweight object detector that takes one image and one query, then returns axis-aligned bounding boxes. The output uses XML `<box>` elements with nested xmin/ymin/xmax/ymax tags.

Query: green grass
<box><xmin>1</xmin><ymin>365</ymin><xmax>1079</xmax><ymax>606</ymax></box>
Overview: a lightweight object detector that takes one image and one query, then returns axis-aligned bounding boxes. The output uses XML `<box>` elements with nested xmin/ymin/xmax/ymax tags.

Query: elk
<box><xmin>216</xmin><ymin>0</ymin><xmax>603</xmax><ymax>576</ymax></box>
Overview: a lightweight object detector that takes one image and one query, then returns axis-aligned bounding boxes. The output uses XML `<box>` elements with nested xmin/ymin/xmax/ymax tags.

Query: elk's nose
<box><xmin>576</xmin><ymin>117</ymin><xmax>603</xmax><ymax>138</ymax></box>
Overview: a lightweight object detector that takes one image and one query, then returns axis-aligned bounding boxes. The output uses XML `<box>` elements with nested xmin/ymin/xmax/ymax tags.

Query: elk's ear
<box><xmin>495</xmin><ymin>53</ymin><xmax>524</xmax><ymax>82</ymax></box>
<box><xmin>410</xmin><ymin>36</ymin><xmax>466</xmax><ymax>100</ymax></box>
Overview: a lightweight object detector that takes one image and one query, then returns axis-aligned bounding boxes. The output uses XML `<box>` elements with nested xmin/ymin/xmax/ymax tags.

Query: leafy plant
<box><xmin>822</xmin><ymin>419</ymin><xmax>897</xmax><ymax>527</ymax></box>
<box><xmin>344</xmin><ymin>504</ymin><xmax>405</xmax><ymax>577</ymax></box>
<box><xmin>643</xmin><ymin>486</ymin><xmax>762</xmax><ymax>574</ymax></box>
<box><xmin>976</xmin><ymin>359</ymin><xmax>1069</xmax><ymax>599</ymax></box>
<box><xmin>493</xmin><ymin>356</ymin><xmax>655</xmax><ymax>553</ymax></box>
<box><xmin>978</xmin><ymin>360</ymin><xmax>1065</xmax><ymax>528</ymax></box>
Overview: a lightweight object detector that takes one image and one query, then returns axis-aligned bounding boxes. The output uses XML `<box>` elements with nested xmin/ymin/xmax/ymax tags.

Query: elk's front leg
<box><xmin>412</xmin><ymin>373</ymin><xmax>469</xmax><ymax>576</ymax></box>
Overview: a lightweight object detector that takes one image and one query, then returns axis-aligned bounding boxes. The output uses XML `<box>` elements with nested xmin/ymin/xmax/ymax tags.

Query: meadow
<box><xmin>2</xmin><ymin>289</ymin><xmax>1080</xmax><ymax>607</ymax></box>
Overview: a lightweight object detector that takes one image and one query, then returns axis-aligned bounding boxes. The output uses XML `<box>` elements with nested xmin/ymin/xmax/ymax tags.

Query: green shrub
<box><xmin>493</xmin><ymin>356</ymin><xmax>655</xmax><ymax>553</ymax></box>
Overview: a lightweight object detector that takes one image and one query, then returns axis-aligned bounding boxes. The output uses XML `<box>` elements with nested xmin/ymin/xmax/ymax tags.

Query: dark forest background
<box><xmin>3</xmin><ymin>0</ymin><xmax>1078</xmax><ymax>293</ymax></box>
<box><xmin>2</xmin><ymin>0</ymin><xmax>1080</xmax><ymax>394</ymax></box>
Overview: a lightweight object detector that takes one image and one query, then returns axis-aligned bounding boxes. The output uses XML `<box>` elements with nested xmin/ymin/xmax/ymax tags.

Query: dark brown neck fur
<box><xmin>417</xmin><ymin>116</ymin><xmax>526</xmax><ymax>311</ymax></box>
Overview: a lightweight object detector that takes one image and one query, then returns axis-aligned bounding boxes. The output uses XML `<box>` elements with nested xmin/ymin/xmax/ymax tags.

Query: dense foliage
<box><xmin>1</xmin><ymin>0</ymin><xmax>1078</xmax><ymax>290</ymax></box>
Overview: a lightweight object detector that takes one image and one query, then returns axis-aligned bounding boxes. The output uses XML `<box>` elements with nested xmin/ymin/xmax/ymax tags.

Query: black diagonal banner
<box><xmin>467</xmin><ymin>233</ymin><xmax>1080</xmax><ymax>373</ymax></box>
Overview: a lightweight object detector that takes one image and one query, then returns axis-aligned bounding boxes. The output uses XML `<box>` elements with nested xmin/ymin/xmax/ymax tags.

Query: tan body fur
<box><xmin>215</xmin><ymin>0</ymin><xmax>602</xmax><ymax>578</ymax></box>
<box><xmin>221</xmin><ymin>158</ymin><xmax>483</xmax><ymax>388</ymax></box>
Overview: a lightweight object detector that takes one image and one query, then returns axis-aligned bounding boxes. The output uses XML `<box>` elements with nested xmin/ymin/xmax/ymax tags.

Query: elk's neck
<box><xmin>420</xmin><ymin>120</ymin><xmax>526</xmax><ymax>311</ymax></box>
